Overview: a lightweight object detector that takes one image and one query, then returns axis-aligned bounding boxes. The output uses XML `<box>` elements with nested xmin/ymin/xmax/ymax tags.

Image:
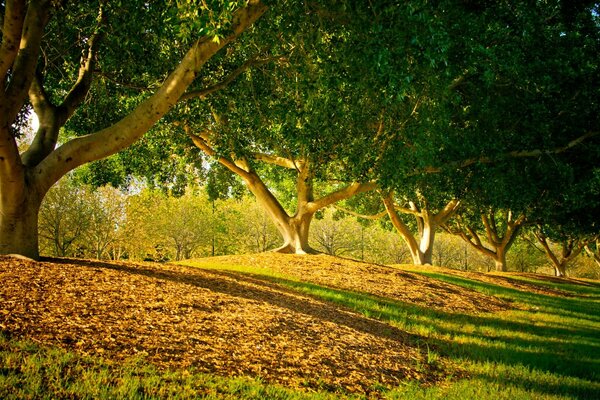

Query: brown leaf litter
<box><xmin>3</xmin><ymin>253</ymin><xmax>556</xmax><ymax>396</ymax></box>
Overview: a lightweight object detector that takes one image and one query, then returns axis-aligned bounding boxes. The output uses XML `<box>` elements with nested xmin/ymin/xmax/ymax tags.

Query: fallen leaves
<box><xmin>0</xmin><ymin>255</ymin><xmax>448</xmax><ymax>396</ymax></box>
<box><xmin>191</xmin><ymin>253</ymin><xmax>515</xmax><ymax>313</ymax></box>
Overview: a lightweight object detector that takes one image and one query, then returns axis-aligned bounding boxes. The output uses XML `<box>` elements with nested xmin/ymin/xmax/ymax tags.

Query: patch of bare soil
<box><xmin>194</xmin><ymin>253</ymin><xmax>514</xmax><ymax>314</ymax></box>
<box><xmin>0</xmin><ymin>256</ymin><xmax>449</xmax><ymax>396</ymax></box>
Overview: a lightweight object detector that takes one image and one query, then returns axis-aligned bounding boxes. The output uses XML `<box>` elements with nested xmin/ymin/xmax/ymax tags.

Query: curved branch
<box><xmin>0</xmin><ymin>0</ymin><xmax>26</xmax><ymax>83</ymax></box>
<box><xmin>179</xmin><ymin>55</ymin><xmax>284</xmax><ymax>102</ymax></box>
<box><xmin>33</xmin><ymin>0</ymin><xmax>267</xmax><ymax>195</ymax></box>
<box><xmin>22</xmin><ymin>6</ymin><xmax>105</xmax><ymax>168</ymax></box>
<box><xmin>420</xmin><ymin>131</ymin><xmax>600</xmax><ymax>174</ymax></box>
<box><xmin>4</xmin><ymin>0</ymin><xmax>50</xmax><ymax>123</ymax></box>
<box><xmin>58</xmin><ymin>5</ymin><xmax>105</xmax><ymax>123</ymax></box>
<box><xmin>307</xmin><ymin>182</ymin><xmax>377</xmax><ymax>212</ymax></box>
<box><xmin>187</xmin><ymin>129</ymin><xmax>253</xmax><ymax>181</ymax></box>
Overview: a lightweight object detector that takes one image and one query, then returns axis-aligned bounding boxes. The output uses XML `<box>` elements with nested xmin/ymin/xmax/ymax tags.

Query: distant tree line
<box><xmin>37</xmin><ymin>177</ymin><xmax>600</xmax><ymax>279</ymax></box>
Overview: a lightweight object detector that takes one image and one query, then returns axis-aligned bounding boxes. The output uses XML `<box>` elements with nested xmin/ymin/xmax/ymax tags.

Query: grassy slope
<box><xmin>2</xmin><ymin>256</ymin><xmax>600</xmax><ymax>399</ymax></box>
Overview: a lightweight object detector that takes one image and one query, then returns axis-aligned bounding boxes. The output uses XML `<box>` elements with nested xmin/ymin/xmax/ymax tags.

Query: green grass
<box><xmin>0</xmin><ymin>335</ymin><xmax>339</xmax><ymax>400</ymax></box>
<box><xmin>2</xmin><ymin>260</ymin><xmax>600</xmax><ymax>399</ymax></box>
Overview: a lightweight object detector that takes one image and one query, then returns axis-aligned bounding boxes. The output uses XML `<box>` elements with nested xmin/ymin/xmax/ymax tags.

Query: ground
<box><xmin>1</xmin><ymin>253</ymin><xmax>597</xmax><ymax>397</ymax></box>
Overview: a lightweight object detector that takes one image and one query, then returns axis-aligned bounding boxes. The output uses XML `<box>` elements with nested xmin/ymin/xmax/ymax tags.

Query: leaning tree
<box><xmin>0</xmin><ymin>0</ymin><xmax>267</xmax><ymax>258</ymax></box>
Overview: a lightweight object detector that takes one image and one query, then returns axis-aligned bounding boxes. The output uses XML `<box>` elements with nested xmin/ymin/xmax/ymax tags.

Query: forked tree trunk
<box><xmin>382</xmin><ymin>193</ymin><xmax>459</xmax><ymax>266</ymax></box>
<box><xmin>188</xmin><ymin>131</ymin><xmax>375</xmax><ymax>255</ymax></box>
<box><xmin>274</xmin><ymin>211</ymin><xmax>317</xmax><ymax>254</ymax></box>
<box><xmin>534</xmin><ymin>231</ymin><xmax>588</xmax><ymax>278</ymax></box>
<box><xmin>448</xmin><ymin>210</ymin><xmax>525</xmax><ymax>273</ymax></box>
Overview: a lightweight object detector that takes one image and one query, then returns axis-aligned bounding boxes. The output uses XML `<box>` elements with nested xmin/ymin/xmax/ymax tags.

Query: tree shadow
<box><xmin>45</xmin><ymin>258</ymin><xmax>425</xmax><ymax>348</ymax></box>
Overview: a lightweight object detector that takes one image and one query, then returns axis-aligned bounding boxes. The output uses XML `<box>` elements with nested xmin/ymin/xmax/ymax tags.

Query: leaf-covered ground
<box><xmin>1</xmin><ymin>253</ymin><xmax>584</xmax><ymax>397</ymax></box>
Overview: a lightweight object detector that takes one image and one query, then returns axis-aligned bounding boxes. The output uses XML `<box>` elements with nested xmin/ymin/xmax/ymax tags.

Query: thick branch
<box><xmin>435</xmin><ymin>199</ymin><xmax>461</xmax><ymax>225</ymax></box>
<box><xmin>179</xmin><ymin>55</ymin><xmax>283</xmax><ymax>102</ymax></box>
<box><xmin>4</xmin><ymin>0</ymin><xmax>50</xmax><ymax>124</ymax></box>
<box><xmin>251</xmin><ymin>152</ymin><xmax>298</xmax><ymax>169</ymax></box>
<box><xmin>0</xmin><ymin>0</ymin><xmax>26</xmax><ymax>83</ymax></box>
<box><xmin>307</xmin><ymin>182</ymin><xmax>377</xmax><ymax>212</ymax></box>
<box><xmin>33</xmin><ymin>0</ymin><xmax>267</xmax><ymax>195</ymax></box>
<box><xmin>22</xmin><ymin>8</ymin><xmax>104</xmax><ymax>168</ymax></box>
<box><xmin>382</xmin><ymin>193</ymin><xmax>420</xmax><ymax>256</ymax></box>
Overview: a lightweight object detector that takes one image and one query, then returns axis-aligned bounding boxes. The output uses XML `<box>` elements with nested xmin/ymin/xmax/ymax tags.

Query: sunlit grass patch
<box><xmin>0</xmin><ymin>334</ymin><xmax>338</xmax><ymax>400</ymax></box>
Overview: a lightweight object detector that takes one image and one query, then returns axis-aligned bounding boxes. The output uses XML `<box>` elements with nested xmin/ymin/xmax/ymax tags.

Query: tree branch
<box><xmin>4</xmin><ymin>0</ymin><xmax>50</xmax><ymax>124</ymax></box>
<box><xmin>250</xmin><ymin>152</ymin><xmax>298</xmax><ymax>169</ymax></box>
<box><xmin>33</xmin><ymin>0</ymin><xmax>267</xmax><ymax>195</ymax></box>
<box><xmin>333</xmin><ymin>205</ymin><xmax>387</xmax><ymax>220</ymax></box>
<box><xmin>307</xmin><ymin>182</ymin><xmax>377</xmax><ymax>212</ymax></box>
<box><xmin>179</xmin><ymin>55</ymin><xmax>284</xmax><ymax>102</ymax></box>
<box><xmin>186</xmin><ymin>128</ymin><xmax>253</xmax><ymax>181</ymax></box>
<box><xmin>420</xmin><ymin>131</ymin><xmax>600</xmax><ymax>174</ymax></box>
<box><xmin>22</xmin><ymin>6</ymin><xmax>105</xmax><ymax>168</ymax></box>
<box><xmin>0</xmin><ymin>0</ymin><xmax>26</xmax><ymax>84</ymax></box>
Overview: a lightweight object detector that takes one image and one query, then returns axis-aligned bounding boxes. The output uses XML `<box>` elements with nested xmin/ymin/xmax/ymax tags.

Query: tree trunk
<box><xmin>418</xmin><ymin>226</ymin><xmax>436</xmax><ymax>265</ymax></box>
<box><xmin>554</xmin><ymin>263</ymin><xmax>567</xmax><ymax>277</ymax></box>
<box><xmin>494</xmin><ymin>250</ymin><xmax>508</xmax><ymax>272</ymax></box>
<box><xmin>0</xmin><ymin>194</ymin><xmax>41</xmax><ymax>259</ymax></box>
<box><xmin>273</xmin><ymin>211</ymin><xmax>316</xmax><ymax>254</ymax></box>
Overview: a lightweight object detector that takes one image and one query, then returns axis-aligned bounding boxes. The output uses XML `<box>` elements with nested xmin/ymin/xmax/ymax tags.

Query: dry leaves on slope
<box><xmin>0</xmin><ymin>256</ymin><xmax>447</xmax><ymax>396</ymax></box>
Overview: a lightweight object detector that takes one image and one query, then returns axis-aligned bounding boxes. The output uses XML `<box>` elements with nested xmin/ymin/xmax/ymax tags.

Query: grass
<box><xmin>2</xmin><ymin>259</ymin><xmax>600</xmax><ymax>399</ymax></box>
<box><xmin>0</xmin><ymin>335</ymin><xmax>339</xmax><ymax>400</ymax></box>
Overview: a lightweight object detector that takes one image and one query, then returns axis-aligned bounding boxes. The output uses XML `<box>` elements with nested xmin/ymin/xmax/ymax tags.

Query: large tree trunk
<box><xmin>274</xmin><ymin>211</ymin><xmax>316</xmax><ymax>254</ymax></box>
<box><xmin>494</xmin><ymin>248</ymin><xmax>508</xmax><ymax>272</ymax></box>
<box><xmin>0</xmin><ymin>1</ymin><xmax>267</xmax><ymax>260</ymax></box>
<box><xmin>0</xmin><ymin>191</ymin><xmax>41</xmax><ymax>259</ymax></box>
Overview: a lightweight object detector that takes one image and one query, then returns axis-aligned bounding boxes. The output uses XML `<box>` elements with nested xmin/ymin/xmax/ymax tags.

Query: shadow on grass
<box><xmin>415</xmin><ymin>271</ymin><xmax>600</xmax><ymax>323</ymax></box>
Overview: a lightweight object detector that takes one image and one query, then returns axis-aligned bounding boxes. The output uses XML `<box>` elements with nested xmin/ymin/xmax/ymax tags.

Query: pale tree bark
<box><xmin>585</xmin><ymin>240</ymin><xmax>600</xmax><ymax>268</ymax></box>
<box><xmin>533</xmin><ymin>230</ymin><xmax>588</xmax><ymax>277</ymax></box>
<box><xmin>0</xmin><ymin>1</ymin><xmax>267</xmax><ymax>259</ymax></box>
<box><xmin>382</xmin><ymin>192</ymin><xmax>460</xmax><ymax>265</ymax></box>
<box><xmin>445</xmin><ymin>210</ymin><xmax>526</xmax><ymax>272</ymax></box>
<box><xmin>187</xmin><ymin>130</ymin><xmax>376</xmax><ymax>254</ymax></box>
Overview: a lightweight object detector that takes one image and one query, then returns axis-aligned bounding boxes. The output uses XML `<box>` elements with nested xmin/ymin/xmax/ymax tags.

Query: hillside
<box><xmin>1</xmin><ymin>254</ymin><xmax>599</xmax><ymax>399</ymax></box>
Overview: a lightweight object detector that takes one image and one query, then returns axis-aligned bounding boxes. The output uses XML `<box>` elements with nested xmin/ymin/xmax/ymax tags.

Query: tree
<box><xmin>532</xmin><ymin>224</ymin><xmax>599</xmax><ymax>277</ymax></box>
<box><xmin>0</xmin><ymin>0</ymin><xmax>266</xmax><ymax>259</ymax></box>
<box><xmin>38</xmin><ymin>178</ymin><xmax>93</xmax><ymax>257</ymax></box>
<box><xmin>373</xmin><ymin>1</ymin><xmax>599</xmax><ymax>245</ymax></box>
<box><xmin>84</xmin><ymin>185</ymin><xmax>127</xmax><ymax>259</ymax></box>
<box><xmin>382</xmin><ymin>192</ymin><xmax>460</xmax><ymax>265</ymax></box>
<box><xmin>310</xmin><ymin>208</ymin><xmax>363</xmax><ymax>257</ymax></box>
<box><xmin>445</xmin><ymin>209</ymin><xmax>526</xmax><ymax>272</ymax></box>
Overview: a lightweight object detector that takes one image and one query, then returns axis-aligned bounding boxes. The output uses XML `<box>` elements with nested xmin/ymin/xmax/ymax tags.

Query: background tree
<box><xmin>38</xmin><ymin>178</ymin><xmax>92</xmax><ymax>257</ymax></box>
<box><xmin>84</xmin><ymin>185</ymin><xmax>127</xmax><ymax>259</ymax></box>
